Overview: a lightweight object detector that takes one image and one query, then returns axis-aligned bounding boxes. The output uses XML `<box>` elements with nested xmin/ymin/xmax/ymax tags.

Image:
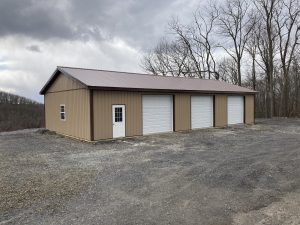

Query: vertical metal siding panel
<box><xmin>75</xmin><ymin>91</ymin><xmax>79</xmax><ymax>136</ymax></box>
<box><xmin>93</xmin><ymin>90</ymin><xmax>142</xmax><ymax>140</ymax></box>
<box><xmin>215</xmin><ymin>95</ymin><xmax>228</xmax><ymax>127</ymax></box>
<box><xmin>245</xmin><ymin>95</ymin><xmax>255</xmax><ymax>124</ymax></box>
<box><xmin>71</xmin><ymin>91</ymin><xmax>74</xmax><ymax>136</ymax></box>
<box><xmin>137</xmin><ymin>93</ymin><xmax>142</xmax><ymax>135</ymax></box>
<box><xmin>126</xmin><ymin>92</ymin><xmax>131</xmax><ymax>136</ymax></box>
<box><xmin>174</xmin><ymin>93</ymin><xmax>191</xmax><ymax>131</ymax></box>
<box><xmin>86</xmin><ymin>90</ymin><xmax>91</xmax><ymax>140</ymax></box>
<box><xmin>108</xmin><ymin>92</ymin><xmax>113</xmax><ymax>138</ymax></box>
<box><xmin>98</xmin><ymin>91</ymin><xmax>104</xmax><ymax>139</ymax></box>
<box><xmin>47</xmin><ymin>72</ymin><xmax>85</xmax><ymax>92</ymax></box>
<box><xmin>44</xmin><ymin>89</ymin><xmax>91</xmax><ymax>141</ymax></box>
<box><xmin>93</xmin><ymin>91</ymin><xmax>98</xmax><ymax>139</ymax></box>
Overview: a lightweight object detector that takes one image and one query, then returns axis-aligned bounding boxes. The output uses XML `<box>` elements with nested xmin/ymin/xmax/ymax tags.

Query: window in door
<box><xmin>114</xmin><ymin>107</ymin><xmax>123</xmax><ymax>122</ymax></box>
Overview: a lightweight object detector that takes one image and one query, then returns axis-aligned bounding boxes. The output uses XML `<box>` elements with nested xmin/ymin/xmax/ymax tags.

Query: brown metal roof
<box><xmin>40</xmin><ymin>66</ymin><xmax>257</xmax><ymax>94</ymax></box>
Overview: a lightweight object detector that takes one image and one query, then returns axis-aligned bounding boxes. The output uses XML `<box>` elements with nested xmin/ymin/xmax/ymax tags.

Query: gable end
<box><xmin>40</xmin><ymin>68</ymin><xmax>87</xmax><ymax>94</ymax></box>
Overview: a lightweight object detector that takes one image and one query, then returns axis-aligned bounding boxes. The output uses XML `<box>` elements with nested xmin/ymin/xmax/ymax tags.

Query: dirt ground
<box><xmin>0</xmin><ymin>118</ymin><xmax>300</xmax><ymax>225</ymax></box>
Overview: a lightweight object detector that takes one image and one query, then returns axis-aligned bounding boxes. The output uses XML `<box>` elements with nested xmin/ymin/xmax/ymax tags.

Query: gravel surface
<box><xmin>0</xmin><ymin>118</ymin><xmax>300</xmax><ymax>225</ymax></box>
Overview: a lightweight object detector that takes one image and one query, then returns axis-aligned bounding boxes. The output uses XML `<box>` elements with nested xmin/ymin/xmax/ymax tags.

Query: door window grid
<box><xmin>115</xmin><ymin>107</ymin><xmax>123</xmax><ymax>122</ymax></box>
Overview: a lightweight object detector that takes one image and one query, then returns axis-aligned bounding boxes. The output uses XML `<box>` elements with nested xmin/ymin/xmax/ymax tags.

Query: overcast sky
<box><xmin>0</xmin><ymin>0</ymin><xmax>202</xmax><ymax>102</ymax></box>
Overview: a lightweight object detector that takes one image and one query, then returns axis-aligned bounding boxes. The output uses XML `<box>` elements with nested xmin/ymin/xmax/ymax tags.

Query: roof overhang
<box><xmin>88</xmin><ymin>86</ymin><xmax>258</xmax><ymax>95</ymax></box>
<box><xmin>39</xmin><ymin>67</ymin><xmax>87</xmax><ymax>95</ymax></box>
<box><xmin>40</xmin><ymin>66</ymin><xmax>258</xmax><ymax>95</ymax></box>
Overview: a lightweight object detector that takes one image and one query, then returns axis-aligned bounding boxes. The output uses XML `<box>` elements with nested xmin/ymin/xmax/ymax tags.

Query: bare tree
<box><xmin>141</xmin><ymin>39</ymin><xmax>189</xmax><ymax>76</ymax></box>
<box><xmin>218</xmin><ymin>58</ymin><xmax>239</xmax><ymax>84</ymax></box>
<box><xmin>191</xmin><ymin>5</ymin><xmax>220</xmax><ymax>79</ymax></box>
<box><xmin>245</xmin><ymin>20</ymin><xmax>260</xmax><ymax>90</ymax></box>
<box><xmin>217</xmin><ymin>0</ymin><xmax>255</xmax><ymax>86</ymax></box>
<box><xmin>0</xmin><ymin>91</ymin><xmax>44</xmax><ymax>132</ymax></box>
<box><xmin>274</xmin><ymin>0</ymin><xmax>300</xmax><ymax>116</ymax></box>
<box><xmin>142</xmin><ymin>5</ymin><xmax>220</xmax><ymax>79</ymax></box>
<box><xmin>142</xmin><ymin>0</ymin><xmax>300</xmax><ymax>118</ymax></box>
<box><xmin>254</xmin><ymin>0</ymin><xmax>279</xmax><ymax>118</ymax></box>
<box><xmin>291</xmin><ymin>56</ymin><xmax>300</xmax><ymax>116</ymax></box>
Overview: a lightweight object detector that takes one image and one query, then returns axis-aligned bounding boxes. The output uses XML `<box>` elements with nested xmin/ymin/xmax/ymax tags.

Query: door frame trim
<box><xmin>227</xmin><ymin>96</ymin><xmax>244</xmax><ymax>125</ymax></box>
<box><xmin>141</xmin><ymin>94</ymin><xmax>173</xmax><ymax>135</ymax></box>
<box><xmin>112</xmin><ymin>104</ymin><xmax>126</xmax><ymax>138</ymax></box>
<box><xmin>190</xmin><ymin>95</ymin><xmax>214</xmax><ymax>129</ymax></box>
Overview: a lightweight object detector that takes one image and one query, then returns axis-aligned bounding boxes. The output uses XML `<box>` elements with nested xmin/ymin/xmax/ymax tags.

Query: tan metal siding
<box><xmin>215</xmin><ymin>95</ymin><xmax>228</xmax><ymax>127</ymax></box>
<box><xmin>45</xmin><ymin>89</ymin><xmax>91</xmax><ymax>141</ymax></box>
<box><xmin>47</xmin><ymin>72</ymin><xmax>85</xmax><ymax>93</ymax></box>
<box><xmin>174</xmin><ymin>93</ymin><xmax>191</xmax><ymax>131</ymax></box>
<box><xmin>93</xmin><ymin>91</ymin><xmax>142</xmax><ymax>140</ymax></box>
<box><xmin>245</xmin><ymin>95</ymin><xmax>255</xmax><ymax>124</ymax></box>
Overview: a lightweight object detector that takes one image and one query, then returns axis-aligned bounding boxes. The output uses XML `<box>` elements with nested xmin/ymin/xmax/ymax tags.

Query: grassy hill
<box><xmin>0</xmin><ymin>91</ymin><xmax>44</xmax><ymax>132</ymax></box>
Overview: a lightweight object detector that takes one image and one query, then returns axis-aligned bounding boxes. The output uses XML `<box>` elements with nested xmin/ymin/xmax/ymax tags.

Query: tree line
<box><xmin>0</xmin><ymin>91</ymin><xmax>44</xmax><ymax>132</ymax></box>
<box><xmin>142</xmin><ymin>0</ymin><xmax>300</xmax><ymax>118</ymax></box>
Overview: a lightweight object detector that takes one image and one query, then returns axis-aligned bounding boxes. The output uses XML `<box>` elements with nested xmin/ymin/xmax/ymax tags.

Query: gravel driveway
<box><xmin>0</xmin><ymin>118</ymin><xmax>300</xmax><ymax>225</ymax></box>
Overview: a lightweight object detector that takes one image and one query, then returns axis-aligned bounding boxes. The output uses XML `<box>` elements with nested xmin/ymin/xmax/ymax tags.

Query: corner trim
<box><xmin>90</xmin><ymin>90</ymin><xmax>94</xmax><ymax>141</ymax></box>
<box><xmin>173</xmin><ymin>94</ymin><xmax>176</xmax><ymax>131</ymax></box>
<box><xmin>44</xmin><ymin>95</ymin><xmax>46</xmax><ymax>128</ymax></box>
<box><xmin>213</xmin><ymin>95</ymin><xmax>216</xmax><ymax>127</ymax></box>
<box><xmin>243</xmin><ymin>95</ymin><xmax>246</xmax><ymax>124</ymax></box>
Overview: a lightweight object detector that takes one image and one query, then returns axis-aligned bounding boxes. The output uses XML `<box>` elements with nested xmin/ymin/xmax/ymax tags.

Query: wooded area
<box><xmin>0</xmin><ymin>91</ymin><xmax>44</xmax><ymax>132</ymax></box>
<box><xmin>142</xmin><ymin>0</ymin><xmax>300</xmax><ymax>118</ymax></box>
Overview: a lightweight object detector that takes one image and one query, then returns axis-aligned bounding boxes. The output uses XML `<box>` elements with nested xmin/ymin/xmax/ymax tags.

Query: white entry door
<box><xmin>191</xmin><ymin>96</ymin><xmax>214</xmax><ymax>129</ymax></box>
<box><xmin>228</xmin><ymin>96</ymin><xmax>244</xmax><ymax>125</ymax></box>
<box><xmin>142</xmin><ymin>95</ymin><xmax>173</xmax><ymax>135</ymax></box>
<box><xmin>112</xmin><ymin>105</ymin><xmax>125</xmax><ymax>138</ymax></box>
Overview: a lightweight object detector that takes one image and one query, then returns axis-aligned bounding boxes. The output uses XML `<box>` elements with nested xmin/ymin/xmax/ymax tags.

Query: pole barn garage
<box><xmin>40</xmin><ymin>66</ymin><xmax>257</xmax><ymax>141</ymax></box>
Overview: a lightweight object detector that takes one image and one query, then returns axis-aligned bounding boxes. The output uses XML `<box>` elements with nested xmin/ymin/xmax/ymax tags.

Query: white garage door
<box><xmin>228</xmin><ymin>96</ymin><xmax>244</xmax><ymax>124</ymax></box>
<box><xmin>143</xmin><ymin>95</ymin><xmax>173</xmax><ymax>135</ymax></box>
<box><xmin>191</xmin><ymin>96</ymin><xmax>213</xmax><ymax>129</ymax></box>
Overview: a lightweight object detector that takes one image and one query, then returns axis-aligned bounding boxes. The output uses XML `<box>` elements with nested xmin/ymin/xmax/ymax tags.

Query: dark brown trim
<box><xmin>88</xmin><ymin>86</ymin><xmax>257</xmax><ymax>95</ymax></box>
<box><xmin>213</xmin><ymin>95</ymin><xmax>216</xmax><ymax>127</ymax></box>
<box><xmin>189</xmin><ymin>95</ymin><xmax>192</xmax><ymax>129</ymax></box>
<box><xmin>44</xmin><ymin>95</ymin><xmax>46</xmax><ymax>128</ymax></box>
<box><xmin>243</xmin><ymin>95</ymin><xmax>246</xmax><ymax>124</ymax></box>
<box><xmin>40</xmin><ymin>66</ymin><xmax>258</xmax><ymax>95</ymax></box>
<box><xmin>141</xmin><ymin>96</ymin><xmax>143</xmax><ymax>135</ymax></box>
<box><xmin>173</xmin><ymin>94</ymin><xmax>175</xmax><ymax>132</ymax></box>
<box><xmin>254</xmin><ymin>95</ymin><xmax>256</xmax><ymax>124</ymax></box>
<box><xmin>46</xmin><ymin>88</ymin><xmax>87</xmax><ymax>94</ymax></box>
<box><xmin>39</xmin><ymin>68</ymin><xmax>60</xmax><ymax>94</ymax></box>
<box><xmin>40</xmin><ymin>67</ymin><xmax>88</xmax><ymax>95</ymax></box>
<box><xmin>90</xmin><ymin>89</ymin><xmax>94</xmax><ymax>141</ymax></box>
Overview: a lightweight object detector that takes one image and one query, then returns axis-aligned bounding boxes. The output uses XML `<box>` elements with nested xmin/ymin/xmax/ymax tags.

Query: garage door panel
<box><xmin>143</xmin><ymin>95</ymin><xmax>173</xmax><ymax>135</ymax></box>
<box><xmin>191</xmin><ymin>96</ymin><xmax>213</xmax><ymax>129</ymax></box>
<box><xmin>228</xmin><ymin>96</ymin><xmax>244</xmax><ymax>124</ymax></box>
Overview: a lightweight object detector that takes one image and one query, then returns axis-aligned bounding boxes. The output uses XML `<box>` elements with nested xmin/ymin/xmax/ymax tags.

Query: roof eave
<box><xmin>87</xmin><ymin>86</ymin><xmax>258</xmax><ymax>94</ymax></box>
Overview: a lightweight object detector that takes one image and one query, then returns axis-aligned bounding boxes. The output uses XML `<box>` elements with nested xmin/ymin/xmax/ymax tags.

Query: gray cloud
<box><xmin>0</xmin><ymin>0</ymin><xmax>199</xmax><ymax>49</ymax></box>
<box><xmin>0</xmin><ymin>0</ymin><xmax>200</xmax><ymax>101</ymax></box>
<box><xmin>26</xmin><ymin>45</ymin><xmax>42</xmax><ymax>53</ymax></box>
<box><xmin>0</xmin><ymin>0</ymin><xmax>75</xmax><ymax>40</ymax></box>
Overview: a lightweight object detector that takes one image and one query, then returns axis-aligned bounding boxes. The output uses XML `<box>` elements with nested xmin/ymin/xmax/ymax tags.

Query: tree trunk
<box><xmin>266</xmin><ymin>82</ymin><xmax>273</xmax><ymax>118</ymax></box>
<box><xmin>237</xmin><ymin>59</ymin><xmax>242</xmax><ymax>86</ymax></box>
<box><xmin>252</xmin><ymin>54</ymin><xmax>256</xmax><ymax>90</ymax></box>
<box><xmin>283</xmin><ymin>73</ymin><xmax>289</xmax><ymax>117</ymax></box>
